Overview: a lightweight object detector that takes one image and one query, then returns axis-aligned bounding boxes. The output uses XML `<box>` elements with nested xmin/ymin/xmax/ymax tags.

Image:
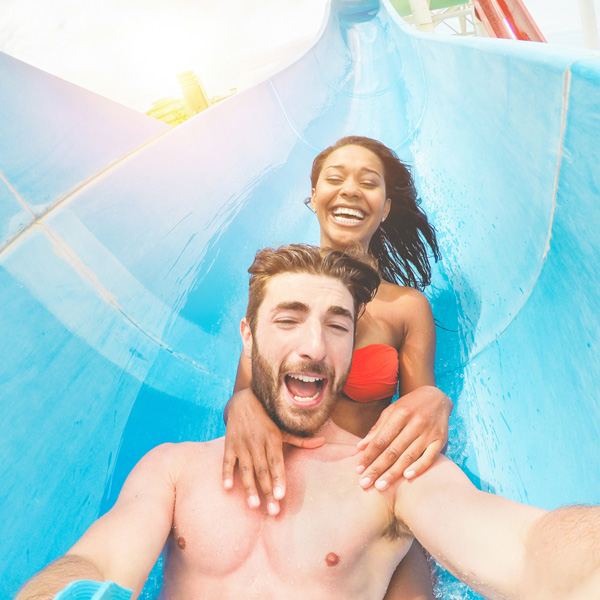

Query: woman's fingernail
<box><xmin>375</xmin><ymin>479</ymin><xmax>388</xmax><ymax>491</ymax></box>
<box><xmin>223</xmin><ymin>478</ymin><xmax>233</xmax><ymax>490</ymax></box>
<box><xmin>248</xmin><ymin>495</ymin><xmax>260</xmax><ymax>508</ymax></box>
<box><xmin>360</xmin><ymin>477</ymin><xmax>372</xmax><ymax>489</ymax></box>
<box><xmin>274</xmin><ymin>486</ymin><xmax>284</xmax><ymax>500</ymax></box>
<box><xmin>404</xmin><ymin>469</ymin><xmax>415</xmax><ymax>479</ymax></box>
<box><xmin>356</xmin><ymin>465</ymin><xmax>365</xmax><ymax>474</ymax></box>
<box><xmin>268</xmin><ymin>502</ymin><xmax>279</xmax><ymax>516</ymax></box>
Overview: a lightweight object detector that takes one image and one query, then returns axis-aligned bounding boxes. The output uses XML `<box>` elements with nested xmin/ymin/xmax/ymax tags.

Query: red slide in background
<box><xmin>472</xmin><ymin>0</ymin><xmax>547</xmax><ymax>41</ymax></box>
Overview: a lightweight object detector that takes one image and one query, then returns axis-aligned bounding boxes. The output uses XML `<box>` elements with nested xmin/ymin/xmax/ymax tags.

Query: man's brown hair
<box><xmin>245</xmin><ymin>244</ymin><xmax>380</xmax><ymax>334</ymax></box>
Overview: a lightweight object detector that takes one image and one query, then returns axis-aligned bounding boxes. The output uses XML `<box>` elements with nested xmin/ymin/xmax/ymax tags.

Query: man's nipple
<box><xmin>178</xmin><ymin>536</ymin><xmax>186</xmax><ymax>550</ymax></box>
<box><xmin>325</xmin><ymin>552</ymin><xmax>340</xmax><ymax>567</ymax></box>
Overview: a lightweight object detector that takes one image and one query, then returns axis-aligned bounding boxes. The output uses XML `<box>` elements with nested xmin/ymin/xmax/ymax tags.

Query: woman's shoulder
<box><xmin>376</xmin><ymin>280</ymin><xmax>432</xmax><ymax>309</ymax></box>
<box><xmin>366</xmin><ymin>282</ymin><xmax>433</xmax><ymax>346</ymax></box>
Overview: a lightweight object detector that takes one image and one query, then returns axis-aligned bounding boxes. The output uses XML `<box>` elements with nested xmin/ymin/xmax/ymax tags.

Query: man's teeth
<box><xmin>287</xmin><ymin>374</ymin><xmax>323</xmax><ymax>402</ymax></box>
<box><xmin>293</xmin><ymin>390</ymin><xmax>320</xmax><ymax>402</ymax></box>
<box><xmin>288</xmin><ymin>374</ymin><xmax>323</xmax><ymax>383</ymax></box>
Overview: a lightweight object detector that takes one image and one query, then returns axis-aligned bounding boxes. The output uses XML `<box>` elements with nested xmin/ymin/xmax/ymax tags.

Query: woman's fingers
<box><xmin>250</xmin><ymin>446</ymin><xmax>280</xmax><ymax>515</ymax></box>
<box><xmin>222</xmin><ymin>432</ymin><xmax>292</xmax><ymax>515</ymax></box>
<box><xmin>237</xmin><ymin>450</ymin><xmax>262</xmax><ymax>509</ymax></box>
<box><xmin>358</xmin><ymin>432</ymin><xmax>445</xmax><ymax>489</ymax></box>
<box><xmin>222</xmin><ymin>446</ymin><xmax>237</xmax><ymax>490</ymax></box>
<box><xmin>403</xmin><ymin>441</ymin><xmax>442</xmax><ymax>479</ymax></box>
<box><xmin>375</xmin><ymin>437</ymin><xmax>428</xmax><ymax>490</ymax></box>
<box><xmin>358</xmin><ymin>426</ymin><xmax>421</xmax><ymax>489</ymax></box>
<box><xmin>356</xmin><ymin>386</ymin><xmax>452</xmax><ymax>491</ymax></box>
<box><xmin>356</xmin><ymin>405</ymin><xmax>410</xmax><ymax>474</ymax></box>
<box><xmin>221</xmin><ymin>388</ymin><xmax>291</xmax><ymax>516</ymax></box>
<box><xmin>356</xmin><ymin>427</ymin><xmax>376</xmax><ymax>451</ymax></box>
<box><xmin>356</xmin><ymin>403</ymin><xmax>395</xmax><ymax>451</ymax></box>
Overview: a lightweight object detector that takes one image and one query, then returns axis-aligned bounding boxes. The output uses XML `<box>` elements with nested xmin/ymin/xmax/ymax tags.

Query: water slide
<box><xmin>2</xmin><ymin>0</ymin><xmax>599</xmax><ymax>597</ymax></box>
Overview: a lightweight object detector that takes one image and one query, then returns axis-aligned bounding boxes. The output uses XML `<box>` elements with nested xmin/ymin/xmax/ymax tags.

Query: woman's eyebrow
<box><xmin>324</xmin><ymin>164</ymin><xmax>382</xmax><ymax>177</ymax></box>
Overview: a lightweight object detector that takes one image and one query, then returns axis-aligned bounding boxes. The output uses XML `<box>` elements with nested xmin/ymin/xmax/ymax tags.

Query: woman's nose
<box><xmin>340</xmin><ymin>177</ymin><xmax>360</xmax><ymax>198</ymax></box>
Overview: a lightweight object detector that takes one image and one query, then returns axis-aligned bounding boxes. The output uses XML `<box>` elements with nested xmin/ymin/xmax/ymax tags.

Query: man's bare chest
<box><xmin>166</xmin><ymin>447</ymin><xmax>406</xmax><ymax>583</ymax></box>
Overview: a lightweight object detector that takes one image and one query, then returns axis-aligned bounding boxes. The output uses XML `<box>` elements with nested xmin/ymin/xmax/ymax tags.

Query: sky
<box><xmin>0</xmin><ymin>0</ymin><xmax>598</xmax><ymax>113</ymax></box>
<box><xmin>0</xmin><ymin>0</ymin><xmax>329</xmax><ymax>112</ymax></box>
<box><xmin>525</xmin><ymin>0</ymin><xmax>600</xmax><ymax>46</ymax></box>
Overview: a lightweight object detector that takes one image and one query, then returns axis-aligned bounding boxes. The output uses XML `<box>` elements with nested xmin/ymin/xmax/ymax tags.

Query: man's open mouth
<box><xmin>284</xmin><ymin>373</ymin><xmax>326</xmax><ymax>407</ymax></box>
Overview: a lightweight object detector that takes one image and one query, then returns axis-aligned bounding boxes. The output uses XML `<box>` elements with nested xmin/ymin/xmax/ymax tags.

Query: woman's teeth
<box><xmin>332</xmin><ymin>208</ymin><xmax>365</xmax><ymax>223</ymax></box>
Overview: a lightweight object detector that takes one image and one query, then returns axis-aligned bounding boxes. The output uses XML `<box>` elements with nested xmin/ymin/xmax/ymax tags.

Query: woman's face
<box><xmin>311</xmin><ymin>145</ymin><xmax>391</xmax><ymax>251</ymax></box>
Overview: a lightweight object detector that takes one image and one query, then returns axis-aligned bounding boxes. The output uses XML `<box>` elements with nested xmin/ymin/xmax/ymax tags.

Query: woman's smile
<box><xmin>330</xmin><ymin>205</ymin><xmax>366</xmax><ymax>225</ymax></box>
<box><xmin>311</xmin><ymin>144</ymin><xmax>390</xmax><ymax>250</ymax></box>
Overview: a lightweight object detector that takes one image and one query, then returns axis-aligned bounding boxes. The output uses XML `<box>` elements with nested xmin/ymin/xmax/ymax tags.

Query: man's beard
<box><xmin>250</xmin><ymin>344</ymin><xmax>348</xmax><ymax>437</ymax></box>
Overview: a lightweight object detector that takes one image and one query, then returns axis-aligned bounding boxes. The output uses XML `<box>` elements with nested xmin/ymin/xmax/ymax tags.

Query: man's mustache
<box><xmin>280</xmin><ymin>361</ymin><xmax>330</xmax><ymax>377</ymax></box>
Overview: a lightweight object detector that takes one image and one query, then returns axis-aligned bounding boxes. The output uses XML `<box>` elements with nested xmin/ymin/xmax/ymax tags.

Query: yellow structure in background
<box><xmin>146</xmin><ymin>71</ymin><xmax>236</xmax><ymax>127</ymax></box>
<box><xmin>178</xmin><ymin>71</ymin><xmax>209</xmax><ymax>115</ymax></box>
<box><xmin>146</xmin><ymin>97</ymin><xmax>188</xmax><ymax>127</ymax></box>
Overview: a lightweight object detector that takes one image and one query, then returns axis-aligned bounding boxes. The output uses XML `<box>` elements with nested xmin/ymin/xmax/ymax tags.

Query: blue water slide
<box><xmin>2</xmin><ymin>0</ymin><xmax>599</xmax><ymax>597</ymax></box>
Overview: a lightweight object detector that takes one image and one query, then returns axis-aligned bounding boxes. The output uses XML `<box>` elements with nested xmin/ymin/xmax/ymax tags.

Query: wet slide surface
<box><xmin>2</xmin><ymin>0</ymin><xmax>600</xmax><ymax>597</ymax></box>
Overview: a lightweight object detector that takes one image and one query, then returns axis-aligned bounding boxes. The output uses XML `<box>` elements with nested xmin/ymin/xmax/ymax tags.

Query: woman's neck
<box><xmin>319</xmin><ymin>235</ymin><xmax>370</xmax><ymax>254</ymax></box>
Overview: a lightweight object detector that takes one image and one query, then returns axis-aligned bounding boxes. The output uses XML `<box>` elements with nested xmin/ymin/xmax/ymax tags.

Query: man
<box><xmin>17</xmin><ymin>245</ymin><xmax>600</xmax><ymax>600</ymax></box>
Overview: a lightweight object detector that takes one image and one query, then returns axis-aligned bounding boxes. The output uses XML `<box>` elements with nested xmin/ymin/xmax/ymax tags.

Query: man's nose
<box><xmin>297</xmin><ymin>322</ymin><xmax>327</xmax><ymax>361</ymax></box>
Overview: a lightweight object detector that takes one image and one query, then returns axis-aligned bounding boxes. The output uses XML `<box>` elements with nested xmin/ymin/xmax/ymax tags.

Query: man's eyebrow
<box><xmin>328</xmin><ymin>305</ymin><xmax>354</xmax><ymax>320</ymax></box>
<box><xmin>271</xmin><ymin>302</ymin><xmax>353</xmax><ymax>320</ymax></box>
<box><xmin>272</xmin><ymin>301</ymin><xmax>309</xmax><ymax>313</ymax></box>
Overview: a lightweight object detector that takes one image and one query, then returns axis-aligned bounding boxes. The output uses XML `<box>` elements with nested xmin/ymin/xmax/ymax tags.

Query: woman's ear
<box><xmin>382</xmin><ymin>197</ymin><xmax>391</xmax><ymax>222</ymax></box>
<box><xmin>240</xmin><ymin>317</ymin><xmax>253</xmax><ymax>358</ymax></box>
<box><xmin>310</xmin><ymin>189</ymin><xmax>317</xmax><ymax>212</ymax></box>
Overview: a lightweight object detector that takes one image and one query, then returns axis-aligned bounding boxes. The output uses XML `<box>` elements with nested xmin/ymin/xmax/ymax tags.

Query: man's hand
<box><xmin>355</xmin><ymin>385</ymin><xmax>452</xmax><ymax>490</ymax></box>
<box><xmin>222</xmin><ymin>389</ymin><xmax>324</xmax><ymax>515</ymax></box>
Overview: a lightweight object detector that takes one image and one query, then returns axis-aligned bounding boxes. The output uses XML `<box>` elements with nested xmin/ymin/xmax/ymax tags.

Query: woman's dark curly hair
<box><xmin>310</xmin><ymin>136</ymin><xmax>440</xmax><ymax>290</ymax></box>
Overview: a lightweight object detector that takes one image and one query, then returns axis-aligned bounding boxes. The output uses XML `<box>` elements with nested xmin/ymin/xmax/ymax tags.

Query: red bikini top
<box><xmin>343</xmin><ymin>344</ymin><xmax>399</xmax><ymax>403</ymax></box>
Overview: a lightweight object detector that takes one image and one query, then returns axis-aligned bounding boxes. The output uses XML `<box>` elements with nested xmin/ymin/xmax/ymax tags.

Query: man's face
<box><xmin>242</xmin><ymin>272</ymin><xmax>355</xmax><ymax>437</ymax></box>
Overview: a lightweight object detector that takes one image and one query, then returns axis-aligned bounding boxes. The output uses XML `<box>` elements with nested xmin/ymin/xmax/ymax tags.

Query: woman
<box><xmin>223</xmin><ymin>136</ymin><xmax>452</xmax><ymax>598</ymax></box>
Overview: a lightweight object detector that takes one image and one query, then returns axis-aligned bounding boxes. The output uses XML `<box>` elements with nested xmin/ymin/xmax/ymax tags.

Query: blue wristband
<box><xmin>53</xmin><ymin>580</ymin><xmax>132</xmax><ymax>600</ymax></box>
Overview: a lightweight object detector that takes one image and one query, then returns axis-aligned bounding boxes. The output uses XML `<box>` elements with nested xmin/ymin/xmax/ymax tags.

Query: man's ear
<box><xmin>240</xmin><ymin>317</ymin><xmax>253</xmax><ymax>359</ymax></box>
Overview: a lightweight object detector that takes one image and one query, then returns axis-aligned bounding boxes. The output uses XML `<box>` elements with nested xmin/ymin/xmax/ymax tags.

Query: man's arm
<box><xmin>522</xmin><ymin>505</ymin><xmax>600</xmax><ymax>599</ymax></box>
<box><xmin>394</xmin><ymin>456</ymin><xmax>600</xmax><ymax>600</ymax></box>
<box><xmin>564</xmin><ymin>568</ymin><xmax>600</xmax><ymax>600</ymax></box>
<box><xmin>16</xmin><ymin>443</ymin><xmax>182</xmax><ymax>600</ymax></box>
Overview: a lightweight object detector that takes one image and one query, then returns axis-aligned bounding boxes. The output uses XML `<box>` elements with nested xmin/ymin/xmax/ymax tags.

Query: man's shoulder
<box><xmin>392</xmin><ymin>455</ymin><xmax>471</xmax><ymax>516</ymax></box>
<box><xmin>140</xmin><ymin>438</ymin><xmax>225</xmax><ymax>475</ymax></box>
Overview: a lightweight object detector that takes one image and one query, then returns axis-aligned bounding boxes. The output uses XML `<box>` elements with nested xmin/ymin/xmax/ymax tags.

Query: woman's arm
<box><xmin>356</xmin><ymin>290</ymin><xmax>453</xmax><ymax>490</ymax></box>
<box><xmin>222</xmin><ymin>348</ymin><xmax>253</xmax><ymax>421</ymax></box>
<box><xmin>222</xmin><ymin>352</ymin><xmax>324</xmax><ymax>515</ymax></box>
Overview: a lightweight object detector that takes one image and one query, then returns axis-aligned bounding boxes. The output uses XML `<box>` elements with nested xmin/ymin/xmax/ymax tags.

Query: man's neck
<box><xmin>318</xmin><ymin>420</ymin><xmax>361</xmax><ymax>446</ymax></box>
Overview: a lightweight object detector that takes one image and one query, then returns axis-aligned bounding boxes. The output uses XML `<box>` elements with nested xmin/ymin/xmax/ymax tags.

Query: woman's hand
<box><xmin>222</xmin><ymin>388</ymin><xmax>325</xmax><ymax>515</ymax></box>
<box><xmin>355</xmin><ymin>385</ymin><xmax>452</xmax><ymax>490</ymax></box>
